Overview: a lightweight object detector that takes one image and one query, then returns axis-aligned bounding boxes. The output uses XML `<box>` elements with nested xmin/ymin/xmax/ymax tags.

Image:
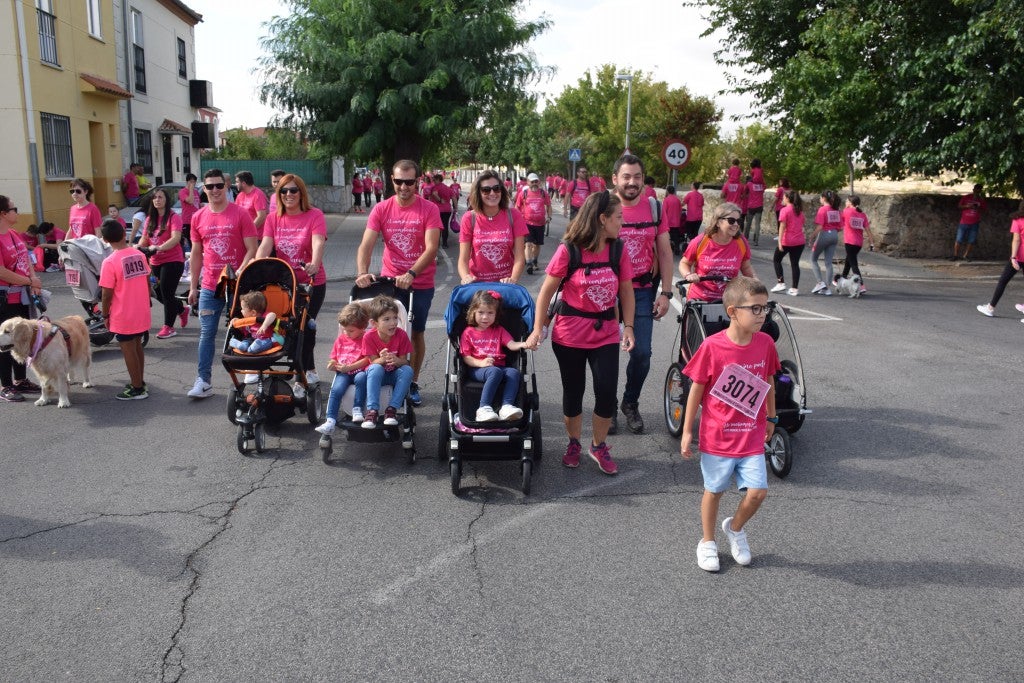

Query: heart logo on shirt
<box><xmin>584</xmin><ymin>284</ymin><xmax>615</xmax><ymax>309</ymax></box>
<box><xmin>277</xmin><ymin>239</ymin><xmax>300</xmax><ymax>261</ymax></box>
<box><xmin>624</xmin><ymin>235</ymin><xmax>644</xmax><ymax>259</ymax></box>
<box><xmin>389</xmin><ymin>232</ymin><xmax>414</xmax><ymax>255</ymax></box>
<box><xmin>478</xmin><ymin>243</ymin><xmax>505</xmax><ymax>265</ymax></box>
<box><xmin>208</xmin><ymin>237</ymin><xmax>230</xmax><ymax>259</ymax></box>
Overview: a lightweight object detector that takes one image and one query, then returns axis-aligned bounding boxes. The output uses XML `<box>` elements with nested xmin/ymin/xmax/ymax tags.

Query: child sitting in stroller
<box><xmin>315</xmin><ymin>302</ymin><xmax>371</xmax><ymax>435</ymax></box>
<box><xmin>461</xmin><ymin>289</ymin><xmax>528</xmax><ymax>422</ymax></box>
<box><xmin>362</xmin><ymin>294</ymin><xmax>413</xmax><ymax>429</ymax></box>
<box><xmin>229</xmin><ymin>291</ymin><xmax>280</xmax><ymax>355</ymax></box>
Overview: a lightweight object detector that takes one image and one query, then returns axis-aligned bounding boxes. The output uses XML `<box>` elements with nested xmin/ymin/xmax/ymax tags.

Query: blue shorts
<box><xmin>700</xmin><ymin>452</ymin><xmax>768</xmax><ymax>493</ymax></box>
<box><xmin>408</xmin><ymin>287</ymin><xmax>434</xmax><ymax>333</ymax></box>
<box><xmin>956</xmin><ymin>223</ymin><xmax>979</xmax><ymax>244</ymax></box>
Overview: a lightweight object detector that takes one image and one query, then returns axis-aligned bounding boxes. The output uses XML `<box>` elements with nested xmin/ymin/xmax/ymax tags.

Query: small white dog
<box><xmin>0</xmin><ymin>316</ymin><xmax>93</xmax><ymax>407</ymax></box>
<box><xmin>832</xmin><ymin>274</ymin><xmax>862</xmax><ymax>298</ymax></box>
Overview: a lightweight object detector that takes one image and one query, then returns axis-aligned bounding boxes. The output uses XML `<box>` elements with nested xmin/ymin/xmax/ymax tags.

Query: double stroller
<box><xmin>221</xmin><ymin>258</ymin><xmax>323</xmax><ymax>455</ymax></box>
<box><xmin>318</xmin><ymin>278</ymin><xmax>417</xmax><ymax>464</ymax></box>
<box><xmin>59</xmin><ymin>235</ymin><xmax>150</xmax><ymax>347</ymax></box>
<box><xmin>440</xmin><ymin>283</ymin><xmax>542</xmax><ymax>495</ymax></box>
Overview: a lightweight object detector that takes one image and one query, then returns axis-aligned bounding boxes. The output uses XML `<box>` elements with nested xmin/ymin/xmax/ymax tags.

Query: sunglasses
<box><xmin>720</xmin><ymin>216</ymin><xmax>741</xmax><ymax>225</ymax></box>
<box><xmin>69</xmin><ymin>189</ymin><xmax>84</xmax><ymax>195</ymax></box>
<box><xmin>392</xmin><ymin>178</ymin><xmax>416</xmax><ymax>186</ymax></box>
<box><xmin>479</xmin><ymin>185</ymin><xmax>502</xmax><ymax>194</ymax></box>
<box><xmin>279</xmin><ymin>187</ymin><xmax>301</xmax><ymax>195</ymax></box>
<box><xmin>734</xmin><ymin>304</ymin><xmax>772</xmax><ymax>316</ymax></box>
<box><xmin>204</xmin><ymin>182</ymin><xmax>226</xmax><ymax>190</ymax></box>
<box><xmin>2</xmin><ymin>207</ymin><xmax>17</xmax><ymax>213</ymax></box>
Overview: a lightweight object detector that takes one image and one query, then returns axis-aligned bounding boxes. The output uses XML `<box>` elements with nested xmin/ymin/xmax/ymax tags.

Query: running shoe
<box><xmin>770</xmin><ymin>283</ymin><xmax>787</xmax><ymax>293</ymax></box>
<box><xmin>0</xmin><ymin>386</ymin><xmax>25</xmax><ymax>402</ymax></box>
<box><xmin>315</xmin><ymin>418</ymin><xmax>336</xmax><ymax>435</ymax></box>
<box><xmin>721</xmin><ymin>516</ymin><xmax>752</xmax><ymax>565</ymax></box>
<box><xmin>1014</xmin><ymin>303</ymin><xmax>1024</xmax><ymax>314</ymax></box>
<box><xmin>562</xmin><ymin>438</ymin><xmax>582</xmax><ymax>468</ymax></box>
<box><xmin>697</xmin><ymin>540</ymin><xmax>720</xmax><ymax>572</ymax></box>
<box><xmin>179</xmin><ymin>307</ymin><xmax>190</xmax><ymax>328</ymax></box>
<box><xmin>383</xmin><ymin>406</ymin><xmax>399</xmax><ymax>426</ymax></box>
<box><xmin>361</xmin><ymin>409</ymin><xmax>378</xmax><ymax>429</ymax></box>
<box><xmin>13</xmin><ymin>379</ymin><xmax>41</xmax><ymax>393</ymax></box>
<box><xmin>588</xmin><ymin>442</ymin><xmax>618</xmax><ymax>475</ymax></box>
<box><xmin>186</xmin><ymin>377</ymin><xmax>212</xmax><ymax>398</ymax></box>
<box><xmin>787</xmin><ymin>288</ymin><xmax>799</xmax><ymax>296</ymax></box>
<box><xmin>156</xmin><ymin>325</ymin><xmax>176</xmax><ymax>339</ymax></box>
<box><xmin>976</xmin><ymin>304</ymin><xmax>995</xmax><ymax>317</ymax></box>
<box><xmin>408</xmin><ymin>382</ymin><xmax>422</xmax><ymax>407</ymax></box>
<box><xmin>115</xmin><ymin>385</ymin><xmax>149</xmax><ymax>401</ymax></box>
<box><xmin>811</xmin><ymin>281</ymin><xmax>826</xmax><ymax>294</ymax></box>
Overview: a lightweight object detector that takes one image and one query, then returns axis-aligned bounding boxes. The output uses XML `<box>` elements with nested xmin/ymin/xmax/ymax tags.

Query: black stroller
<box><xmin>221</xmin><ymin>258</ymin><xmax>323</xmax><ymax>455</ymax></box>
<box><xmin>440</xmin><ymin>283</ymin><xmax>541</xmax><ymax>495</ymax></box>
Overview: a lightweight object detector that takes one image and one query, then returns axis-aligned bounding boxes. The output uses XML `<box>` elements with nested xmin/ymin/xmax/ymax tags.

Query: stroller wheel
<box><xmin>305</xmin><ymin>385</ymin><xmax>323</xmax><ymax>425</ymax></box>
<box><xmin>450</xmin><ymin>459</ymin><xmax>462</xmax><ymax>496</ymax></box>
<box><xmin>663</xmin><ymin>363</ymin><xmax>689</xmax><ymax>438</ymax></box>
<box><xmin>254</xmin><ymin>422</ymin><xmax>267</xmax><ymax>453</ymax></box>
<box><xmin>766</xmin><ymin>427</ymin><xmax>793</xmax><ymax>478</ymax></box>
<box><xmin>405</xmin><ymin>446</ymin><xmax>416</xmax><ymax>464</ymax></box>
<box><xmin>520</xmin><ymin>459</ymin><xmax>533</xmax><ymax>496</ymax></box>
<box><xmin>437</xmin><ymin>412</ymin><xmax>450</xmax><ymax>462</ymax></box>
<box><xmin>227</xmin><ymin>387</ymin><xmax>240</xmax><ymax>426</ymax></box>
<box><xmin>236</xmin><ymin>424</ymin><xmax>252</xmax><ymax>456</ymax></box>
<box><xmin>319</xmin><ymin>435</ymin><xmax>333</xmax><ymax>464</ymax></box>
<box><xmin>530</xmin><ymin>412</ymin><xmax>543</xmax><ymax>461</ymax></box>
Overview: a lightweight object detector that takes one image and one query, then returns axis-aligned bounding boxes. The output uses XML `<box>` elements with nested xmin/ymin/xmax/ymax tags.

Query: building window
<box><xmin>131</xmin><ymin>10</ymin><xmax>146</xmax><ymax>93</ymax></box>
<box><xmin>177</xmin><ymin>38</ymin><xmax>187</xmax><ymax>79</ymax></box>
<box><xmin>86</xmin><ymin>0</ymin><xmax>102</xmax><ymax>38</ymax></box>
<box><xmin>135</xmin><ymin>129</ymin><xmax>153</xmax><ymax>174</ymax></box>
<box><xmin>36</xmin><ymin>0</ymin><xmax>59</xmax><ymax>66</ymax></box>
<box><xmin>40</xmin><ymin>113</ymin><xmax>73</xmax><ymax>179</ymax></box>
<box><xmin>181</xmin><ymin>137</ymin><xmax>192</xmax><ymax>175</ymax></box>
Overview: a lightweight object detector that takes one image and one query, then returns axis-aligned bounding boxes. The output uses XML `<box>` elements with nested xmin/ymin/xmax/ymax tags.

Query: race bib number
<box><xmin>849</xmin><ymin>217</ymin><xmax>865</xmax><ymax>230</ymax></box>
<box><xmin>710</xmin><ymin>363</ymin><xmax>771</xmax><ymax>420</ymax></box>
<box><xmin>827</xmin><ymin>210</ymin><xmax>841</xmax><ymax>224</ymax></box>
<box><xmin>65</xmin><ymin>268</ymin><xmax>80</xmax><ymax>287</ymax></box>
<box><xmin>728</xmin><ymin>183</ymin><xmax>739</xmax><ymax>193</ymax></box>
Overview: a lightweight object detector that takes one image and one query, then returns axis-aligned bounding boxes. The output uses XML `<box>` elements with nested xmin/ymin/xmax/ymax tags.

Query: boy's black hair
<box><xmin>100</xmin><ymin>218</ymin><xmax>125</xmax><ymax>243</ymax></box>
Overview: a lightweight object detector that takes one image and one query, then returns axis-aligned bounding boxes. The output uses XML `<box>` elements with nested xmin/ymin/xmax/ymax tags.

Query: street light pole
<box><xmin>615</xmin><ymin>73</ymin><xmax>633</xmax><ymax>154</ymax></box>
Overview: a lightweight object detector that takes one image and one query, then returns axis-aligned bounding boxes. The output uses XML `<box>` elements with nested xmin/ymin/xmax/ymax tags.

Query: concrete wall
<box><xmin>308</xmin><ymin>185</ymin><xmax>350</xmax><ymax>214</ymax></box>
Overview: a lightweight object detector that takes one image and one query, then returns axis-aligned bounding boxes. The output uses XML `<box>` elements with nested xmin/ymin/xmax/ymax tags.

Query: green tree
<box><xmin>696</xmin><ymin>0</ymin><xmax>1024</xmax><ymax>195</ymax></box>
<box><xmin>260</xmin><ymin>0</ymin><xmax>549</xmax><ymax>192</ymax></box>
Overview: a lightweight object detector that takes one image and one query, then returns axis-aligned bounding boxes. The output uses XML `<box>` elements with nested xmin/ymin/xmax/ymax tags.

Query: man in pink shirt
<box><xmin>356</xmin><ymin>159</ymin><xmax>442</xmax><ymax>406</ymax></box>
<box><xmin>515</xmin><ymin>173</ymin><xmax>552</xmax><ymax>274</ymax></box>
<box><xmin>186</xmin><ymin>169</ymin><xmax>259</xmax><ymax>399</ymax></box>
<box><xmin>122</xmin><ymin>163</ymin><xmax>141</xmax><ymax>203</ymax></box>
<box><xmin>427</xmin><ymin>172</ymin><xmax>454</xmax><ymax>248</ymax></box>
<box><xmin>951</xmin><ymin>184</ymin><xmax>988</xmax><ymax>261</ymax></box>
<box><xmin>563</xmin><ymin>166</ymin><xmax>602</xmax><ymax>220</ymax></box>
<box><xmin>234</xmin><ymin>171</ymin><xmax>269</xmax><ymax>238</ymax></box>
<box><xmin>663</xmin><ymin>185</ymin><xmax>684</xmax><ymax>254</ymax></box>
<box><xmin>683</xmin><ymin>182</ymin><xmax>705</xmax><ymax>243</ymax></box>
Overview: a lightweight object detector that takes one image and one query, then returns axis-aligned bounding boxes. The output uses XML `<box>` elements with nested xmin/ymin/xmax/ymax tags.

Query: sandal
<box><xmin>13</xmin><ymin>379</ymin><xmax>41</xmax><ymax>393</ymax></box>
<box><xmin>0</xmin><ymin>386</ymin><xmax>25</xmax><ymax>402</ymax></box>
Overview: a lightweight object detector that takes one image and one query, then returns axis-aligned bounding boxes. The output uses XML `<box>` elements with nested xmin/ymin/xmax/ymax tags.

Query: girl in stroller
<box><xmin>461</xmin><ymin>289</ymin><xmax>528</xmax><ymax>422</ymax></box>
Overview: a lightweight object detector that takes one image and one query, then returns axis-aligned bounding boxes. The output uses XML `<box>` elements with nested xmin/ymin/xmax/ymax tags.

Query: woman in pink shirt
<box><xmin>66</xmin><ymin>179</ymin><xmax>102</xmax><ymax>241</ymax></box>
<box><xmin>809</xmin><ymin>190</ymin><xmax>842</xmax><ymax>295</ymax></box>
<box><xmin>458</xmin><ymin>171</ymin><xmax>527</xmax><ymax>284</ymax></box>
<box><xmin>976</xmin><ymin>200</ymin><xmax>1024</xmax><ymax>319</ymax></box>
<box><xmin>257</xmin><ymin>174</ymin><xmax>327</xmax><ymax>385</ymax></box>
<box><xmin>0</xmin><ymin>194</ymin><xmax>43</xmax><ymax>401</ymax></box>
<box><xmin>178</xmin><ymin>173</ymin><xmax>201</xmax><ymax>252</ymax></box>
<box><xmin>769</xmin><ymin>190</ymin><xmax>806</xmax><ymax>296</ymax></box>
<box><xmin>840</xmin><ymin>195</ymin><xmax>875</xmax><ymax>291</ymax></box>
<box><xmin>138</xmin><ymin>187</ymin><xmax>187</xmax><ymax>339</ymax></box>
<box><xmin>679</xmin><ymin>202</ymin><xmax>756</xmax><ymax>301</ymax></box>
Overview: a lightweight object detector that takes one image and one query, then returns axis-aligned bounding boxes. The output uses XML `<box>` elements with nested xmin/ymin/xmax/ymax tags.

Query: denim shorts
<box><xmin>700</xmin><ymin>452</ymin><xmax>768</xmax><ymax>493</ymax></box>
<box><xmin>956</xmin><ymin>223</ymin><xmax>979</xmax><ymax>244</ymax></box>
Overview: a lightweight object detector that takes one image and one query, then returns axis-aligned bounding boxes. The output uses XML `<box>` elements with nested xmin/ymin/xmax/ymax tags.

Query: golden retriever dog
<box><xmin>0</xmin><ymin>316</ymin><xmax>93</xmax><ymax>407</ymax></box>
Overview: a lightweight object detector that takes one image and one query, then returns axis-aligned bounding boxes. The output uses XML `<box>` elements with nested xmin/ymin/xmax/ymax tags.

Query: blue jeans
<box><xmin>623</xmin><ymin>286</ymin><xmax>654</xmax><ymax>406</ymax></box>
<box><xmin>471</xmin><ymin>365</ymin><xmax>521</xmax><ymax>407</ymax></box>
<box><xmin>364</xmin><ymin>363</ymin><xmax>414</xmax><ymax>411</ymax></box>
<box><xmin>197</xmin><ymin>288</ymin><xmax>227</xmax><ymax>383</ymax></box>
<box><xmin>229</xmin><ymin>337</ymin><xmax>275</xmax><ymax>354</ymax></box>
<box><xmin>325</xmin><ymin>370</ymin><xmax>367</xmax><ymax>421</ymax></box>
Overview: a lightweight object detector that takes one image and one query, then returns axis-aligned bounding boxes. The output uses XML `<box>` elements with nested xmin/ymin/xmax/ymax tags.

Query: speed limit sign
<box><xmin>662</xmin><ymin>139</ymin><xmax>691</xmax><ymax>169</ymax></box>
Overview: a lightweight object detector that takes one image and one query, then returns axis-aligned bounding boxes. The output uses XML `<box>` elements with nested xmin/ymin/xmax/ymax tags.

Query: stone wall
<box><xmin>308</xmin><ymin>185</ymin><xmax>351</xmax><ymax>214</ymax></box>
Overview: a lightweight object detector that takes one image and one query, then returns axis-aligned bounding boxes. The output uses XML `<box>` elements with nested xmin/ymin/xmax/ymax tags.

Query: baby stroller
<box><xmin>221</xmin><ymin>257</ymin><xmax>323</xmax><ymax>455</ymax></box>
<box><xmin>663</xmin><ymin>276</ymin><xmax>809</xmax><ymax>478</ymax></box>
<box><xmin>58</xmin><ymin>235</ymin><xmax>150</xmax><ymax>348</ymax></box>
<box><xmin>318</xmin><ymin>277</ymin><xmax>416</xmax><ymax>464</ymax></box>
<box><xmin>440</xmin><ymin>282</ymin><xmax>541</xmax><ymax>496</ymax></box>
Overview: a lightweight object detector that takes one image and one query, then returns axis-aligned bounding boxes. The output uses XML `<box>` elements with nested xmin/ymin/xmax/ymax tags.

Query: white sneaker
<box><xmin>823</xmin><ymin>288</ymin><xmax>832</xmax><ymax>296</ymax></box>
<box><xmin>696</xmin><ymin>540</ymin><xmax>720</xmax><ymax>572</ymax></box>
<box><xmin>187</xmin><ymin>377</ymin><xmax>212</xmax><ymax>398</ymax></box>
<box><xmin>306</xmin><ymin>370</ymin><xmax>320</xmax><ymax>384</ymax></box>
<box><xmin>811</xmin><ymin>281</ymin><xmax>826</xmax><ymax>294</ymax></box>
<box><xmin>498</xmin><ymin>404</ymin><xmax>523</xmax><ymax>421</ymax></box>
<box><xmin>770</xmin><ymin>283</ymin><xmax>787</xmax><ymax>293</ymax></box>
<box><xmin>351</xmin><ymin>407</ymin><xmax>364</xmax><ymax>423</ymax></box>
<box><xmin>722</xmin><ymin>517</ymin><xmax>752</xmax><ymax>565</ymax></box>
<box><xmin>976</xmin><ymin>304</ymin><xmax>995</xmax><ymax>317</ymax></box>
<box><xmin>475</xmin><ymin>406</ymin><xmax>498</xmax><ymax>422</ymax></box>
<box><xmin>1015</xmin><ymin>303</ymin><xmax>1024</xmax><ymax>314</ymax></box>
<box><xmin>315</xmin><ymin>419</ymin><xmax>336</xmax><ymax>435</ymax></box>
<box><xmin>292</xmin><ymin>382</ymin><xmax>306</xmax><ymax>399</ymax></box>
<box><xmin>242</xmin><ymin>373</ymin><xmax>258</xmax><ymax>384</ymax></box>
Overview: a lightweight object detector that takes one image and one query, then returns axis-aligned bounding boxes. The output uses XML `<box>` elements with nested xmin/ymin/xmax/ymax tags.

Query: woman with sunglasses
<box><xmin>66</xmin><ymin>179</ymin><xmax>103</xmax><ymax>241</ymax></box>
<box><xmin>457</xmin><ymin>171</ymin><xmax>527</xmax><ymax>284</ymax></box>
<box><xmin>138</xmin><ymin>187</ymin><xmax>187</xmax><ymax>339</ymax></box>
<box><xmin>0</xmin><ymin>195</ymin><xmax>43</xmax><ymax>402</ymax></box>
<box><xmin>256</xmin><ymin>174</ymin><xmax>327</xmax><ymax>387</ymax></box>
<box><xmin>679</xmin><ymin>201</ymin><xmax>756</xmax><ymax>301</ymax></box>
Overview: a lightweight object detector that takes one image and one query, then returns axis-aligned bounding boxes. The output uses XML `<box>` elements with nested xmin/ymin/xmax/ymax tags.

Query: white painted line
<box><xmin>368</xmin><ymin>470</ymin><xmax>645</xmax><ymax>606</ymax></box>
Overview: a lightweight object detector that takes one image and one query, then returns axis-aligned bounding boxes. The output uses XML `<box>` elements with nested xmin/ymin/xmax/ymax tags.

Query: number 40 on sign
<box><xmin>662</xmin><ymin>139</ymin><xmax>691</xmax><ymax>169</ymax></box>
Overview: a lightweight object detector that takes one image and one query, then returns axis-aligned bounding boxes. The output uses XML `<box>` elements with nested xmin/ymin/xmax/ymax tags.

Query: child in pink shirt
<box><xmin>460</xmin><ymin>289</ymin><xmax>528</xmax><ymax>422</ymax></box>
<box><xmin>317</xmin><ymin>303</ymin><xmax>371</xmax><ymax>434</ymax></box>
<box><xmin>98</xmin><ymin>219</ymin><xmax>151</xmax><ymax>400</ymax></box>
<box><xmin>360</xmin><ymin>295</ymin><xmax>414</xmax><ymax>429</ymax></box>
<box><xmin>228</xmin><ymin>291</ymin><xmax>279</xmax><ymax>355</ymax></box>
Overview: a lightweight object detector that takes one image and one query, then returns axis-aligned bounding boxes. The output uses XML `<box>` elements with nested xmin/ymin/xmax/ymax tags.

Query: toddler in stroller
<box><xmin>460</xmin><ymin>289</ymin><xmax>529</xmax><ymax>422</ymax></box>
<box><xmin>315</xmin><ymin>302</ymin><xmax>370</xmax><ymax>435</ymax></box>
<box><xmin>229</xmin><ymin>291</ymin><xmax>281</xmax><ymax>355</ymax></box>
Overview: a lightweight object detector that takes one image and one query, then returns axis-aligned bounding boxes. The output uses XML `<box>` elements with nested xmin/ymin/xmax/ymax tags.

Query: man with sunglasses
<box><xmin>611</xmin><ymin>154</ymin><xmax>675</xmax><ymax>434</ymax></box>
<box><xmin>355</xmin><ymin>159</ymin><xmax>442</xmax><ymax>406</ymax></box>
<box><xmin>185</xmin><ymin>169</ymin><xmax>259</xmax><ymax>399</ymax></box>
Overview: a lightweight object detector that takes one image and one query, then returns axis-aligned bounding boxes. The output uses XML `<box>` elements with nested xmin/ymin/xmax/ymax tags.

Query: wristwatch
<box><xmin>660</xmin><ymin>291</ymin><xmax>673</xmax><ymax>300</ymax></box>
<box><xmin>766</xmin><ymin>416</ymin><xmax>779</xmax><ymax>424</ymax></box>
<box><xmin>406</xmin><ymin>269</ymin><xmax>417</xmax><ymax>278</ymax></box>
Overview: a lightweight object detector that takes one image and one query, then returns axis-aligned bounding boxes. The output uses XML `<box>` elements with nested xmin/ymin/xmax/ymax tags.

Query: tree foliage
<box><xmin>260</xmin><ymin>0</ymin><xmax>549</xmax><ymax>184</ymax></box>
<box><xmin>696</xmin><ymin>0</ymin><xmax>1024</xmax><ymax>195</ymax></box>
<box><xmin>206</xmin><ymin>128</ymin><xmax>310</xmax><ymax>160</ymax></box>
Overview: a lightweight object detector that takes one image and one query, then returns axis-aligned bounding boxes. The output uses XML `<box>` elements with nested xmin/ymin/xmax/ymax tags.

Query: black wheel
<box><xmin>450</xmin><ymin>459</ymin><xmax>461</xmax><ymax>495</ymax></box>
<box><xmin>236</xmin><ymin>424</ymin><xmax>250</xmax><ymax>456</ymax></box>
<box><xmin>663</xmin><ymin>363</ymin><xmax>689</xmax><ymax>437</ymax></box>
<box><xmin>227</xmin><ymin>387</ymin><xmax>239</xmax><ymax>425</ymax></box>
<box><xmin>319</xmin><ymin>435</ymin><xmax>332</xmax><ymax>464</ymax></box>
<box><xmin>305</xmin><ymin>385</ymin><xmax>323</xmax><ymax>425</ymax></box>
<box><xmin>530</xmin><ymin>412</ymin><xmax>543</xmax><ymax>461</ymax></box>
<box><xmin>681</xmin><ymin>305</ymin><xmax>706</xmax><ymax>362</ymax></box>
<box><xmin>253</xmin><ymin>422</ymin><xmax>266</xmax><ymax>453</ymax></box>
<box><xmin>766</xmin><ymin>427</ymin><xmax>793</xmax><ymax>478</ymax></box>
<box><xmin>406</xmin><ymin>447</ymin><xmax>416</xmax><ymax>464</ymax></box>
<box><xmin>521</xmin><ymin>459</ymin><xmax>532</xmax><ymax>495</ymax></box>
<box><xmin>437</xmin><ymin>412</ymin><xmax>450</xmax><ymax>462</ymax></box>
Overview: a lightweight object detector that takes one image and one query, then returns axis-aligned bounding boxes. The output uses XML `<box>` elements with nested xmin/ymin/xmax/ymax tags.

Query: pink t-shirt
<box><xmin>0</xmin><ymin>230</ymin><xmax>31</xmax><ymax>297</ymax></box>
<box><xmin>67</xmin><ymin>203</ymin><xmax>102</xmax><ymax>240</ymax></box>
<box><xmin>590</xmin><ymin>177</ymin><xmax>607</xmax><ymax>193</ymax></box>
<box><xmin>642</xmin><ymin>187</ymin><xmax>657</xmax><ymax>200</ymax></box>
<box><xmin>352</xmin><ymin>178</ymin><xmax>364</xmax><ymax>194</ymax></box>
<box><xmin>567</xmin><ymin>178</ymin><xmax>593</xmax><ymax>209</ymax></box>
<box><xmin>191</xmin><ymin>203</ymin><xmax>258</xmax><ymax>291</ymax></box>
<box><xmin>460</xmin><ymin>325</ymin><xmax>514</xmax><ymax>366</ymax></box>
<box><xmin>122</xmin><ymin>172</ymin><xmax>140</xmax><ymax>200</ymax></box>
<box><xmin>361</xmin><ymin>326</ymin><xmax>413</xmax><ymax>359</ymax></box>
<box><xmin>959</xmin><ymin>193</ymin><xmax>987</xmax><ymax>224</ymax></box>
<box><xmin>751</xmin><ymin>168</ymin><xmax>765</xmax><ymax>185</ymax></box>
<box><xmin>1013</xmin><ymin>218</ymin><xmax>1024</xmax><ymax>261</ymax></box>
<box><xmin>745</xmin><ymin>180</ymin><xmax>765</xmax><ymax>209</ymax></box>
<box><xmin>449</xmin><ymin>181</ymin><xmax>461</xmax><ymax>199</ymax></box>
<box><xmin>330</xmin><ymin>331</ymin><xmax>366</xmax><ymax>373</ymax></box>
<box><xmin>774</xmin><ymin>187</ymin><xmax>786</xmax><ymax>212</ymax></box>
<box><xmin>98</xmin><ymin>248</ymin><xmax>151</xmax><ymax>334</ymax></box>
<box><xmin>684</xmin><ymin>330</ymin><xmax>781</xmax><ymax>458</ymax></box>
<box><xmin>683</xmin><ymin>236</ymin><xmax>751</xmax><ymax>301</ymax></box>
<box><xmin>683</xmin><ymin>190</ymin><xmax>704</xmax><ymax>223</ymax></box>
<box><xmin>620</xmin><ymin>199</ymin><xmax>669</xmax><ymax>289</ymax></box>
<box><xmin>841</xmin><ymin>206</ymin><xmax>870</xmax><ymax>247</ymax></box>
<box><xmin>178</xmin><ymin>186</ymin><xmax>201</xmax><ymax>225</ymax></box>
<box><xmin>815</xmin><ymin>205</ymin><xmax>842</xmax><ymax>231</ymax></box>
<box><xmin>144</xmin><ymin>212</ymin><xmax>185</xmax><ymax>266</ymax></box>
<box><xmin>459</xmin><ymin>208</ymin><xmax>528</xmax><ymax>281</ymax></box>
<box><xmin>546</xmin><ymin>241</ymin><xmax>634</xmax><ymax>349</ymax></box>
<box><xmin>262</xmin><ymin>207</ymin><xmax>328</xmax><ymax>285</ymax></box>
<box><xmin>373</xmin><ymin>179</ymin><xmax>383</xmax><ymax>194</ymax></box>
<box><xmin>726</xmin><ymin>166</ymin><xmax>742</xmax><ymax>183</ymax></box>
<box><xmin>516</xmin><ymin>188</ymin><xmax>550</xmax><ymax>226</ymax></box>
<box><xmin>778</xmin><ymin>205</ymin><xmax>806</xmax><ymax>247</ymax></box>
<box><xmin>367</xmin><ymin>196</ymin><xmax>442</xmax><ymax>288</ymax></box>
<box><xmin>722</xmin><ymin>181</ymin><xmax>744</xmax><ymax>205</ymax></box>
<box><xmin>235</xmin><ymin>188</ymin><xmax>269</xmax><ymax>235</ymax></box>
<box><xmin>663</xmin><ymin>194</ymin><xmax>683</xmax><ymax>228</ymax></box>
<box><xmin>429</xmin><ymin>183</ymin><xmax>452</xmax><ymax>213</ymax></box>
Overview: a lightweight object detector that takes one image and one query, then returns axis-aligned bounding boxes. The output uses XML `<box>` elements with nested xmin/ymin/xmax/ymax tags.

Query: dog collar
<box><xmin>26</xmin><ymin>323</ymin><xmax>46</xmax><ymax>368</ymax></box>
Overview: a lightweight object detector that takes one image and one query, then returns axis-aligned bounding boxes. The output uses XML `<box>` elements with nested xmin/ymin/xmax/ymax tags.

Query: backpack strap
<box><xmin>694</xmin><ymin>234</ymin><xmax>748</xmax><ymax>261</ymax></box>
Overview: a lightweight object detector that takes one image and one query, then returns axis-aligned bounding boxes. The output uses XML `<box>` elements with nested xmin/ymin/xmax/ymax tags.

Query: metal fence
<box><xmin>198</xmin><ymin>159</ymin><xmax>333</xmax><ymax>188</ymax></box>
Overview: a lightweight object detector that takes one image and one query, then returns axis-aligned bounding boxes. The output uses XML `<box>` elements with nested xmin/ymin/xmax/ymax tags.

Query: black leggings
<box><xmin>303</xmin><ymin>283</ymin><xmax>326</xmax><ymax>372</ymax></box>
<box><xmin>439</xmin><ymin>212</ymin><xmax>452</xmax><ymax>247</ymax></box>
<box><xmin>987</xmin><ymin>261</ymin><xmax>1024</xmax><ymax>307</ymax></box>
<box><xmin>0</xmin><ymin>302</ymin><xmax>30</xmax><ymax>386</ymax></box>
<box><xmin>772</xmin><ymin>244</ymin><xmax>804</xmax><ymax>288</ymax></box>
<box><xmin>151</xmin><ymin>261</ymin><xmax>185</xmax><ymax>327</ymax></box>
<box><xmin>842</xmin><ymin>243</ymin><xmax>863</xmax><ymax>279</ymax></box>
<box><xmin>552</xmin><ymin>341</ymin><xmax>619</xmax><ymax>419</ymax></box>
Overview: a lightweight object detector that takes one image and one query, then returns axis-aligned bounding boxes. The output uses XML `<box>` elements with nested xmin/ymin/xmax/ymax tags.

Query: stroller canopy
<box><xmin>58</xmin><ymin>235</ymin><xmax>111</xmax><ymax>273</ymax></box>
<box><xmin>444</xmin><ymin>283</ymin><xmax>535</xmax><ymax>335</ymax></box>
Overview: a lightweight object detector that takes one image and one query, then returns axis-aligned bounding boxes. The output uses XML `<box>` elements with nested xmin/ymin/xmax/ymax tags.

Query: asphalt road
<box><xmin>2</xmin><ymin>203</ymin><xmax>1021</xmax><ymax>681</ymax></box>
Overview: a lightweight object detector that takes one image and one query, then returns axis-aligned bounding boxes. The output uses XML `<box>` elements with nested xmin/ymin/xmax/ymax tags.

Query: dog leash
<box><xmin>26</xmin><ymin>316</ymin><xmax>69</xmax><ymax>368</ymax></box>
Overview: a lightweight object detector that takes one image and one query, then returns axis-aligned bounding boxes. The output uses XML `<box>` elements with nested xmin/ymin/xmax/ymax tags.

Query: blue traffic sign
<box><xmin>568</xmin><ymin>148</ymin><xmax>582</xmax><ymax>162</ymax></box>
